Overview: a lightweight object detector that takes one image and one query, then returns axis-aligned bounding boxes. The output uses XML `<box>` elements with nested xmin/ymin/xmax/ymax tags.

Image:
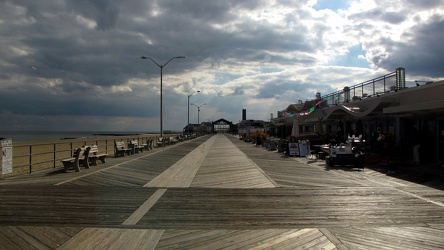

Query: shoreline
<box><xmin>1</xmin><ymin>133</ymin><xmax>163</xmax><ymax>146</ymax></box>
<box><xmin>14</xmin><ymin>133</ymin><xmax>162</xmax><ymax>146</ymax></box>
<box><xmin>0</xmin><ymin>131</ymin><xmax>182</xmax><ymax>144</ymax></box>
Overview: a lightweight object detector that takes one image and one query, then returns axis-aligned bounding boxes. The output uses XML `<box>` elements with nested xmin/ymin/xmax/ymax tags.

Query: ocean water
<box><xmin>0</xmin><ymin>131</ymin><xmax>156</xmax><ymax>142</ymax></box>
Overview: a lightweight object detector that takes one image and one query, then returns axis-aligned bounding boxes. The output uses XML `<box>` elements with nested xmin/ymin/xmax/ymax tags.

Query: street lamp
<box><xmin>187</xmin><ymin>90</ymin><xmax>201</xmax><ymax>133</ymax></box>
<box><xmin>191</xmin><ymin>103</ymin><xmax>206</xmax><ymax>125</ymax></box>
<box><xmin>141</xmin><ymin>56</ymin><xmax>185</xmax><ymax>137</ymax></box>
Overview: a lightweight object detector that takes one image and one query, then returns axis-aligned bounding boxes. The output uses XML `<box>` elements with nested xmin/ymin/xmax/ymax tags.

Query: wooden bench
<box><xmin>140</xmin><ymin>140</ymin><xmax>148</xmax><ymax>151</ymax></box>
<box><xmin>87</xmin><ymin>145</ymin><xmax>108</xmax><ymax>166</ymax></box>
<box><xmin>165</xmin><ymin>137</ymin><xmax>171</xmax><ymax>146</ymax></box>
<box><xmin>157</xmin><ymin>137</ymin><xmax>166</xmax><ymax>147</ymax></box>
<box><xmin>61</xmin><ymin>147</ymin><xmax>84</xmax><ymax>172</ymax></box>
<box><xmin>128</xmin><ymin>140</ymin><xmax>144</xmax><ymax>154</ymax></box>
<box><xmin>169</xmin><ymin>136</ymin><xmax>178</xmax><ymax>144</ymax></box>
<box><xmin>114</xmin><ymin>141</ymin><xmax>131</xmax><ymax>157</ymax></box>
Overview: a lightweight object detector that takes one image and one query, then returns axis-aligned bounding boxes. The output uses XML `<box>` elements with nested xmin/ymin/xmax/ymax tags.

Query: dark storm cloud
<box><xmin>405</xmin><ymin>0</ymin><xmax>444</xmax><ymax>9</ymax></box>
<box><xmin>349</xmin><ymin>9</ymin><xmax>406</xmax><ymax>24</ymax></box>
<box><xmin>65</xmin><ymin>0</ymin><xmax>125</xmax><ymax>31</ymax></box>
<box><xmin>255</xmin><ymin>79</ymin><xmax>306</xmax><ymax>99</ymax></box>
<box><xmin>2</xmin><ymin>2</ymin><xmax>133</xmax><ymax>88</ymax></box>
<box><xmin>90</xmin><ymin>0</ymin><xmax>120</xmax><ymax>31</ymax></box>
<box><xmin>0</xmin><ymin>81</ymin><xmax>158</xmax><ymax>118</ymax></box>
<box><xmin>135</xmin><ymin>3</ymin><xmax>312</xmax><ymax>67</ymax></box>
<box><xmin>379</xmin><ymin>16</ymin><xmax>444</xmax><ymax>77</ymax></box>
<box><xmin>231</xmin><ymin>86</ymin><xmax>246</xmax><ymax>96</ymax></box>
<box><xmin>1</xmin><ymin>0</ymin><xmax>312</xmax><ymax>98</ymax></box>
<box><xmin>21</xmin><ymin>33</ymin><xmax>143</xmax><ymax>88</ymax></box>
<box><xmin>157</xmin><ymin>0</ymin><xmax>266</xmax><ymax>22</ymax></box>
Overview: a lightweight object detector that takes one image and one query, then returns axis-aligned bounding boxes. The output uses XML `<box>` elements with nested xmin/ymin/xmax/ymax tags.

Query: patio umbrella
<box><xmin>291</xmin><ymin>118</ymin><xmax>299</xmax><ymax>137</ymax></box>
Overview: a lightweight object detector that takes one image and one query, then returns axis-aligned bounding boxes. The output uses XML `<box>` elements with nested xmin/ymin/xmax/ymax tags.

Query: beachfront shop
<box><xmin>270</xmin><ymin>70</ymin><xmax>444</xmax><ymax>164</ymax></box>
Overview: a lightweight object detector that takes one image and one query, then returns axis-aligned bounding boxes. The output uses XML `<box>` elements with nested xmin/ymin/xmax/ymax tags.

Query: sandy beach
<box><xmin>1</xmin><ymin>133</ymin><xmax>163</xmax><ymax>177</ymax></box>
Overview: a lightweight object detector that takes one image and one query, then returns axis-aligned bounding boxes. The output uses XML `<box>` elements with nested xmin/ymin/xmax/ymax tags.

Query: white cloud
<box><xmin>75</xmin><ymin>15</ymin><xmax>96</xmax><ymax>29</ymax></box>
<box><xmin>111</xmin><ymin>85</ymin><xmax>133</xmax><ymax>93</ymax></box>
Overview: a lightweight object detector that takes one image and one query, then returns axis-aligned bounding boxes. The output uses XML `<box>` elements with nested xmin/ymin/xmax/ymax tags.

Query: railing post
<box><xmin>383</xmin><ymin>75</ymin><xmax>386</xmax><ymax>92</ymax></box>
<box><xmin>113</xmin><ymin>139</ymin><xmax>116</xmax><ymax>156</ymax></box>
<box><xmin>53</xmin><ymin>143</ymin><xmax>56</xmax><ymax>168</ymax></box>
<box><xmin>29</xmin><ymin>145</ymin><xmax>32</xmax><ymax>174</ymax></box>
<box><xmin>396</xmin><ymin>67</ymin><xmax>406</xmax><ymax>90</ymax></box>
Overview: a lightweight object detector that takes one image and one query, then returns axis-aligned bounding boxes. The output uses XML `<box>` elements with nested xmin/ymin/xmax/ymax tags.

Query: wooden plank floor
<box><xmin>144</xmin><ymin>136</ymin><xmax>217</xmax><ymax>188</ymax></box>
<box><xmin>1</xmin><ymin>134</ymin><xmax>444</xmax><ymax>249</ymax></box>
<box><xmin>190</xmin><ymin>135</ymin><xmax>278</xmax><ymax>188</ymax></box>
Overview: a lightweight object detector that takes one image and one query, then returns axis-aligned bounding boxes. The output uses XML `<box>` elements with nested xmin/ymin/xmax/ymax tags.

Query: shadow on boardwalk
<box><xmin>0</xmin><ymin>134</ymin><xmax>444</xmax><ymax>249</ymax></box>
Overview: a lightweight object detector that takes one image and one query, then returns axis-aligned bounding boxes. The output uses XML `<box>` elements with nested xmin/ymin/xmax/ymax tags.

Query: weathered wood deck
<box><xmin>1</xmin><ymin>134</ymin><xmax>444</xmax><ymax>249</ymax></box>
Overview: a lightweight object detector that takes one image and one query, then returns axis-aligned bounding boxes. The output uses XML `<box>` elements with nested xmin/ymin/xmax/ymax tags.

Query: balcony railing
<box><xmin>322</xmin><ymin>70</ymin><xmax>399</xmax><ymax>106</ymax></box>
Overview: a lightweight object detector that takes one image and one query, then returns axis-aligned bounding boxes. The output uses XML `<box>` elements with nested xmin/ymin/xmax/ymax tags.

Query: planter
<box><xmin>256</xmin><ymin>137</ymin><xmax>262</xmax><ymax>146</ymax></box>
<box><xmin>268</xmin><ymin>142</ymin><xmax>277</xmax><ymax>151</ymax></box>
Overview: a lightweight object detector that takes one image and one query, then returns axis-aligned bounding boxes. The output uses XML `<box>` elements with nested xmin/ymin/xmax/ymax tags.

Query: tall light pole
<box><xmin>191</xmin><ymin>103</ymin><xmax>206</xmax><ymax>125</ymax></box>
<box><xmin>187</xmin><ymin>90</ymin><xmax>200</xmax><ymax>133</ymax></box>
<box><xmin>141</xmin><ymin>56</ymin><xmax>185</xmax><ymax>137</ymax></box>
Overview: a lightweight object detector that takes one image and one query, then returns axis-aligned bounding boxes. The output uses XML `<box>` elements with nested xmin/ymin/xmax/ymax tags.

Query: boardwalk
<box><xmin>1</xmin><ymin>134</ymin><xmax>444</xmax><ymax>249</ymax></box>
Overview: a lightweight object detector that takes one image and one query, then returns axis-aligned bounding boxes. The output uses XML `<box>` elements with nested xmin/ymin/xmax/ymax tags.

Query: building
<box><xmin>238</xmin><ymin>119</ymin><xmax>268</xmax><ymax>136</ymax></box>
<box><xmin>270</xmin><ymin>68</ymin><xmax>444</xmax><ymax>164</ymax></box>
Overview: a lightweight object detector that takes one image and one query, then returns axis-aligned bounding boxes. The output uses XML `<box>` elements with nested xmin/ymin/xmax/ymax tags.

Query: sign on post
<box><xmin>1</xmin><ymin>139</ymin><xmax>13</xmax><ymax>175</ymax></box>
<box><xmin>289</xmin><ymin>140</ymin><xmax>311</xmax><ymax>157</ymax></box>
<box><xmin>288</xmin><ymin>142</ymin><xmax>300</xmax><ymax>156</ymax></box>
<box><xmin>298</xmin><ymin>140</ymin><xmax>310</xmax><ymax>157</ymax></box>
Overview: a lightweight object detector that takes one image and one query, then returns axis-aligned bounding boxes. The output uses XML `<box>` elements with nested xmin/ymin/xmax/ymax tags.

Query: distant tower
<box><xmin>242</xmin><ymin>109</ymin><xmax>246</xmax><ymax>121</ymax></box>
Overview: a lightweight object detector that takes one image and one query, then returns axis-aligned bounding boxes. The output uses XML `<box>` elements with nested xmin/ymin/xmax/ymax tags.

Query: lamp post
<box><xmin>141</xmin><ymin>56</ymin><xmax>185</xmax><ymax>137</ymax></box>
<box><xmin>187</xmin><ymin>90</ymin><xmax>200</xmax><ymax>133</ymax></box>
<box><xmin>191</xmin><ymin>103</ymin><xmax>206</xmax><ymax>125</ymax></box>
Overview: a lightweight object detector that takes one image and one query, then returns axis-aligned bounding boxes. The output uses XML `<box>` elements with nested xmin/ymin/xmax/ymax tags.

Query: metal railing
<box><xmin>1</xmin><ymin>134</ymin><xmax>165</xmax><ymax>176</ymax></box>
<box><xmin>322</xmin><ymin>69</ymin><xmax>399</xmax><ymax>106</ymax></box>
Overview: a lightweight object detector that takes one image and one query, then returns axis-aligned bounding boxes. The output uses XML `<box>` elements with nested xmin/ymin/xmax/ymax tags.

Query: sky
<box><xmin>1</xmin><ymin>0</ymin><xmax>443</xmax><ymax>132</ymax></box>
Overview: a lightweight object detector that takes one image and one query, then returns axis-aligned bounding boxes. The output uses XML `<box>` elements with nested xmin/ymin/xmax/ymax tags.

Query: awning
<box><xmin>383</xmin><ymin>100</ymin><xmax>444</xmax><ymax>114</ymax></box>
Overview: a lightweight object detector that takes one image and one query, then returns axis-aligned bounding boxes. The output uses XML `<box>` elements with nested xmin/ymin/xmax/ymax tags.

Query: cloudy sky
<box><xmin>1</xmin><ymin>0</ymin><xmax>443</xmax><ymax>132</ymax></box>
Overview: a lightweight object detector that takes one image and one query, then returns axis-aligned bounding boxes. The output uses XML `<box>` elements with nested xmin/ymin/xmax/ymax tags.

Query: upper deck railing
<box><xmin>321</xmin><ymin>68</ymin><xmax>402</xmax><ymax>106</ymax></box>
<box><xmin>276</xmin><ymin>68</ymin><xmax>406</xmax><ymax>118</ymax></box>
